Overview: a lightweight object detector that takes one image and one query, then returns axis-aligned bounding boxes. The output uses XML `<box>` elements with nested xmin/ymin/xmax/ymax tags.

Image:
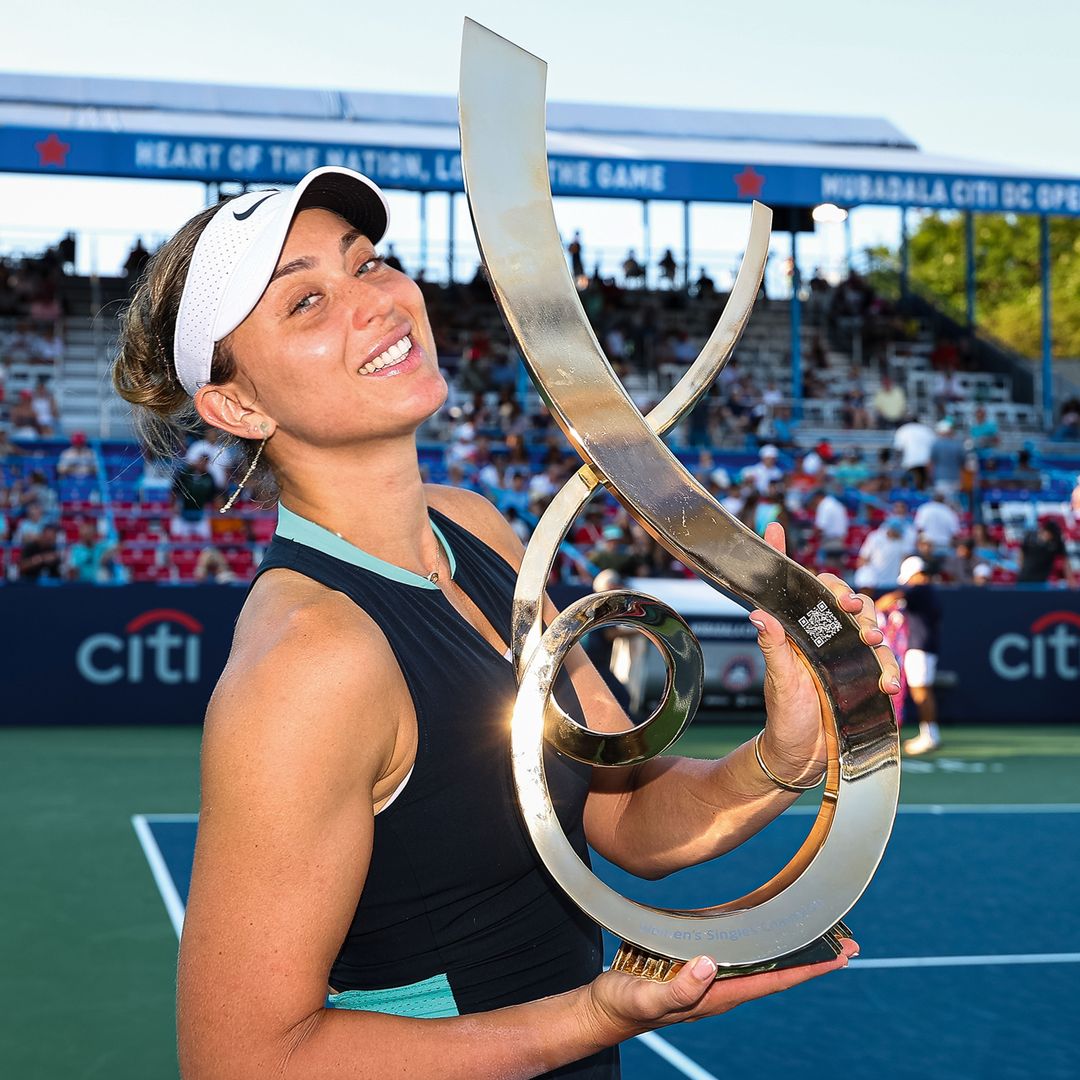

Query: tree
<box><xmin>871</xmin><ymin>212</ymin><xmax>1080</xmax><ymax>359</ymax></box>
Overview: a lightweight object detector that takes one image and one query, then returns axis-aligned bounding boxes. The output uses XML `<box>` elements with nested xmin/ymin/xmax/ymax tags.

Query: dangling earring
<box><xmin>220</xmin><ymin>434</ymin><xmax>267</xmax><ymax>513</ymax></box>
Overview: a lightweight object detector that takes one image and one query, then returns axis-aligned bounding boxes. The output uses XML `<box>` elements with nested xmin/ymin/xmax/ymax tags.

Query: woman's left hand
<box><xmin>749</xmin><ymin>522</ymin><xmax>902</xmax><ymax>784</ymax></box>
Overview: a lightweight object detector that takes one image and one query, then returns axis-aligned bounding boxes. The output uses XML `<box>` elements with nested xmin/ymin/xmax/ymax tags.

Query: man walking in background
<box><xmin>877</xmin><ymin>556</ymin><xmax>943</xmax><ymax>755</ymax></box>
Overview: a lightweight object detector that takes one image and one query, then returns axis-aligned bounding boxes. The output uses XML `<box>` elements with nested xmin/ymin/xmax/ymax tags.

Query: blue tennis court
<box><xmin>135</xmin><ymin>803</ymin><xmax>1080</xmax><ymax>1080</ymax></box>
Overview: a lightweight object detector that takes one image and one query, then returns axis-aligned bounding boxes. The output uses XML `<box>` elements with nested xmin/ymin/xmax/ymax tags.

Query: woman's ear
<box><xmin>194</xmin><ymin>386</ymin><xmax>276</xmax><ymax>441</ymax></box>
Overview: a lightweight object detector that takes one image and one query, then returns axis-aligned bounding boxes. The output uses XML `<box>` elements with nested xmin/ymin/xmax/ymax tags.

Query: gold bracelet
<box><xmin>753</xmin><ymin>731</ymin><xmax>825</xmax><ymax>793</ymax></box>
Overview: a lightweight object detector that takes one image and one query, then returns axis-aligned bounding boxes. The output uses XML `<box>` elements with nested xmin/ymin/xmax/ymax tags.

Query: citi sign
<box><xmin>989</xmin><ymin>611</ymin><xmax>1080</xmax><ymax>681</ymax></box>
<box><xmin>76</xmin><ymin>609</ymin><xmax>202</xmax><ymax>685</ymax></box>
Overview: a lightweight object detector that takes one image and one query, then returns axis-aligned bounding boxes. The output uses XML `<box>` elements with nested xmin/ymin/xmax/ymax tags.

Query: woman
<box><xmin>114</xmin><ymin>166</ymin><xmax>900</xmax><ymax>1080</ymax></box>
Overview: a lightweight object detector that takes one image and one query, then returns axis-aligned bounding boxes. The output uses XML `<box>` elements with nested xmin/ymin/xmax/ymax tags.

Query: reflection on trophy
<box><xmin>458</xmin><ymin>19</ymin><xmax>900</xmax><ymax>979</ymax></box>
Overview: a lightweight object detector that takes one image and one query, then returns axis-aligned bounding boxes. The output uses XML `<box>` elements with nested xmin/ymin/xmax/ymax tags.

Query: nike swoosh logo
<box><xmin>233</xmin><ymin>193</ymin><xmax>276</xmax><ymax>221</ymax></box>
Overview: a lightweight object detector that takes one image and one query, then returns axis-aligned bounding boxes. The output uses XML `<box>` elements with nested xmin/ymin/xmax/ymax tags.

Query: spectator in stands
<box><xmin>871</xmin><ymin>375</ymin><xmax>906</xmax><ymax>428</ymax></box>
<box><xmin>125</xmin><ymin>238</ymin><xmax>152</xmax><ymax>282</ymax></box>
<box><xmin>970</xmin><ymin>522</ymin><xmax>1001</xmax><ymax>567</ymax></box>
<box><xmin>929</xmin><ymin>420</ymin><xmax>964</xmax><ymax>495</ymax></box>
<box><xmin>1053</xmin><ymin>398</ymin><xmax>1080</xmax><ymax>441</ymax></box>
<box><xmin>383</xmin><ymin>245</ymin><xmax>404</xmax><ymax>273</ymax></box>
<box><xmin>854</xmin><ymin>517</ymin><xmax>910</xmax><ymax>590</ymax></box>
<box><xmin>18</xmin><ymin>521</ymin><xmax>62</xmax><ymax>582</ymax></box>
<box><xmin>693</xmin><ymin>267</ymin><xmax>715</xmax><ymax>297</ymax></box>
<box><xmin>25</xmin><ymin>467</ymin><xmax>59</xmax><ymax>516</ymax></box>
<box><xmin>876</xmin><ymin>556</ymin><xmax>943</xmax><ymax>755</ymax></box>
<box><xmin>567</xmin><ymin>231</ymin><xmax>585</xmax><ymax>280</ymax></box>
<box><xmin>969</xmin><ymin>405</ymin><xmax>1000</xmax><ymax>452</ymax></box>
<box><xmin>752</xmin><ymin>480</ymin><xmax>791</xmax><ymax>538</ymax></box>
<box><xmin>1018</xmin><ymin>520</ymin><xmax>1075</xmax><ymax>587</ymax></box>
<box><xmin>171</xmin><ymin>453</ymin><xmax>219</xmax><ymax>540</ymax></box>
<box><xmin>941</xmin><ymin>537</ymin><xmax>977</xmax><ymax>584</ymax></box>
<box><xmin>195</xmin><ymin>546</ymin><xmax>238</xmax><ymax>584</ymax></box>
<box><xmin>972</xmin><ymin>562</ymin><xmax>992</xmax><ymax>587</ymax></box>
<box><xmin>495</xmin><ymin>470</ymin><xmax>530</xmax><ymax>519</ymax></box>
<box><xmin>10</xmin><ymin>390</ymin><xmax>38</xmax><ymax>437</ymax></box>
<box><xmin>622</xmin><ymin>249</ymin><xmax>645</xmax><ymax>287</ymax></box>
<box><xmin>893</xmin><ymin>414</ymin><xmax>935</xmax><ymax>491</ymax></box>
<box><xmin>186</xmin><ymin>425</ymin><xmax>236</xmax><ymax>491</ymax></box>
<box><xmin>808</xmin><ymin>488</ymin><xmax>849</xmax><ymax>570</ymax></box>
<box><xmin>66</xmin><ymin>519</ymin><xmax>122</xmax><ymax>583</ymax></box>
<box><xmin>31</xmin><ymin>376</ymin><xmax>58</xmax><ymax>437</ymax></box>
<box><xmin>590</xmin><ymin>524</ymin><xmax>637</xmax><ymax>575</ymax></box>
<box><xmin>1008</xmin><ymin>448</ymin><xmax>1043</xmax><ymax>492</ymax></box>
<box><xmin>12</xmin><ymin>500</ymin><xmax>51</xmax><ymax>546</ymax></box>
<box><xmin>839</xmin><ymin>369</ymin><xmax>870</xmax><ymax>430</ymax></box>
<box><xmin>57</xmin><ymin>431</ymin><xmax>96</xmax><ymax>478</ymax></box>
<box><xmin>658</xmin><ymin>249</ymin><xmax>678</xmax><ymax>288</ymax></box>
<box><xmin>1072</xmin><ymin>474</ymin><xmax>1080</xmax><ymax>518</ymax></box>
<box><xmin>829</xmin><ymin>447</ymin><xmax>871</xmax><ymax>490</ymax></box>
<box><xmin>741</xmin><ymin>444</ymin><xmax>783</xmax><ymax>494</ymax></box>
<box><xmin>913</xmin><ymin>487</ymin><xmax>962</xmax><ymax>556</ymax></box>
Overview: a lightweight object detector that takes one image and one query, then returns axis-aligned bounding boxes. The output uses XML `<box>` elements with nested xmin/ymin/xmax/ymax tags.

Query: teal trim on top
<box><xmin>276</xmin><ymin>503</ymin><xmax>456</xmax><ymax>590</ymax></box>
<box><xmin>325</xmin><ymin>972</ymin><xmax>459</xmax><ymax>1019</ymax></box>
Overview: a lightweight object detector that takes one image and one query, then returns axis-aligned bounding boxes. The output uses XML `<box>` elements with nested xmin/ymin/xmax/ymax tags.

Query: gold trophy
<box><xmin>458</xmin><ymin>19</ymin><xmax>900</xmax><ymax>980</ymax></box>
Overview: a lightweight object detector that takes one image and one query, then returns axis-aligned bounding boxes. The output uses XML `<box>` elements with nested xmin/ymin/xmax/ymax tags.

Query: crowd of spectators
<box><xmin>0</xmin><ymin>241</ymin><xmax>71</xmax><ymax>441</ymax></box>
<box><xmin>0</xmin><ymin>253</ymin><xmax>1077</xmax><ymax>588</ymax></box>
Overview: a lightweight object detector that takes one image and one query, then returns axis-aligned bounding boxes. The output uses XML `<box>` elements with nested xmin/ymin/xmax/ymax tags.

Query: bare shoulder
<box><xmin>425</xmin><ymin>482</ymin><xmax>525</xmax><ymax>572</ymax></box>
<box><xmin>203</xmin><ymin>568</ymin><xmax>404</xmax><ymax>796</ymax></box>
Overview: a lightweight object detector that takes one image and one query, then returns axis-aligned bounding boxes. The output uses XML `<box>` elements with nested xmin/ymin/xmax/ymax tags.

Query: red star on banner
<box><xmin>35</xmin><ymin>133</ymin><xmax>71</xmax><ymax>168</ymax></box>
<box><xmin>733</xmin><ymin>166</ymin><xmax>765</xmax><ymax>198</ymax></box>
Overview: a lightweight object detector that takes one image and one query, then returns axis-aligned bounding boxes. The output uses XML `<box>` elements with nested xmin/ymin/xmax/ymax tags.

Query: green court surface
<box><xmin>2</xmin><ymin>724</ymin><xmax>1078</xmax><ymax>1079</ymax></box>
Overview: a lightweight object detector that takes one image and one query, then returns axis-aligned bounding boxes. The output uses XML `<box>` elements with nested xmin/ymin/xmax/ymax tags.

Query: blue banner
<box><xmin>1</xmin><ymin>583</ymin><xmax>1076</xmax><ymax>725</ymax></box>
<box><xmin>5</xmin><ymin>123</ymin><xmax>1080</xmax><ymax>214</ymax></box>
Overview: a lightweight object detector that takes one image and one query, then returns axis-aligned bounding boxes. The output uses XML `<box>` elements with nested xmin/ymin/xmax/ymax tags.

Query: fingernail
<box><xmin>749</xmin><ymin>617</ymin><xmax>766</xmax><ymax>631</ymax></box>
<box><xmin>887</xmin><ymin>678</ymin><xmax>901</xmax><ymax>692</ymax></box>
<box><xmin>692</xmin><ymin>956</ymin><xmax>717</xmax><ymax>979</ymax></box>
<box><xmin>847</xmin><ymin>593</ymin><xmax>859</xmax><ymax>603</ymax></box>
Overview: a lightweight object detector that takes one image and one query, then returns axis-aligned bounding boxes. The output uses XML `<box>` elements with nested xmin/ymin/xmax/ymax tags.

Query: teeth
<box><xmin>358</xmin><ymin>335</ymin><xmax>411</xmax><ymax>375</ymax></box>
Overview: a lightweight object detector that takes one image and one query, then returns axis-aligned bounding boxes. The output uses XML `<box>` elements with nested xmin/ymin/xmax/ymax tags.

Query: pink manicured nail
<box><xmin>887</xmin><ymin>678</ymin><xmax>901</xmax><ymax>692</ymax></box>
<box><xmin>691</xmin><ymin>956</ymin><xmax>717</xmax><ymax>979</ymax></box>
<box><xmin>749</xmin><ymin>618</ymin><xmax>766</xmax><ymax>632</ymax></box>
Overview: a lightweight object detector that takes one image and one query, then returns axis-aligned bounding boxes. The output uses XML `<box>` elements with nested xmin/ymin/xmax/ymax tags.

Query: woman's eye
<box><xmin>356</xmin><ymin>255</ymin><xmax>386</xmax><ymax>276</ymax></box>
<box><xmin>291</xmin><ymin>293</ymin><xmax>320</xmax><ymax>315</ymax></box>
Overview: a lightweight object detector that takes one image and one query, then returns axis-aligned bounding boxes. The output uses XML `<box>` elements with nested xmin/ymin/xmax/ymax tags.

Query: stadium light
<box><xmin>812</xmin><ymin>202</ymin><xmax>849</xmax><ymax>224</ymax></box>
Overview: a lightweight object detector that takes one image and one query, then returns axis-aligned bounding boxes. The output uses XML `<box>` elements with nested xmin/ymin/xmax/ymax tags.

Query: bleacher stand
<box><xmin>0</xmin><ymin>243</ymin><xmax>1078</xmax><ymax>589</ymax></box>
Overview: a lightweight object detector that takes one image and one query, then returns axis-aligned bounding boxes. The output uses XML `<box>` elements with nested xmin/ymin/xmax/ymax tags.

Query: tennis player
<box><xmin>114</xmin><ymin>166</ymin><xmax>901</xmax><ymax>1080</ymax></box>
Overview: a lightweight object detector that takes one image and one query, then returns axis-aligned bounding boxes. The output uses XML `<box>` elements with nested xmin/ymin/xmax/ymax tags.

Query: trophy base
<box><xmin>611</xmin><ymin>921</ymin><xmax>853</xmax><ymax>982</ymax></box>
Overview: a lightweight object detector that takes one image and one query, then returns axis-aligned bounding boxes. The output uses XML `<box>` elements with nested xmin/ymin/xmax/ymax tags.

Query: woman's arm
<box><xmin>568</xmin><ymin>525</ymin><xmax>899</xmax><ymax>879</ymax></box>
<box><xmin>180</xmin><ymin>571</ymin><xmax>854</xmax><ymax>1080</ymax></box>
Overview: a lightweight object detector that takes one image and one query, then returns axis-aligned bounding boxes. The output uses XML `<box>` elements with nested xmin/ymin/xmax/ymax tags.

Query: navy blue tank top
<box><xmin>252</xmin><ymin>503</ymin><xmax>619</xmax><ymax>1079</ymax></box>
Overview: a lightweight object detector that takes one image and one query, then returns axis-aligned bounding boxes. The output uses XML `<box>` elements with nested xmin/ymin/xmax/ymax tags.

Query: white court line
<box><xmin>635</xmin><ymin>1031</ymin><xmax>720</xmax><ymax>1080</ymax></box>
<box><xmin>851</xmin><ymin>952</ymin><xmax>1080</xmax><ymax>970</ymax></box>
<box><xmin>131</xmin><ymin>814</ymin><xmax>186</xmax><ymax>939</ymax></box>
<box><xmin>132</xmin><ymin>806</ymin><xmax>1080</xmax><ymax>1080</ymax></box>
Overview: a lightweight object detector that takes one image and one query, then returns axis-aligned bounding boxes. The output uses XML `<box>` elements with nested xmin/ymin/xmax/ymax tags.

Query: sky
<box><xmin>2</xmin><ymin>0</ymin><xmax>1078</xmax><ymax>280</ymax></box>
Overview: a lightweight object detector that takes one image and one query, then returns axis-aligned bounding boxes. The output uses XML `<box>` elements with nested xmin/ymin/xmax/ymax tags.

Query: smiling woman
<box><xmin>111</xmin><ymin>165</ymin><xmax>893</xmax><ymax>1080</ymax></box>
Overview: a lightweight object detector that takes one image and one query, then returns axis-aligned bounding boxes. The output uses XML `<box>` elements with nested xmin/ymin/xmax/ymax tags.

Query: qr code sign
<box><xmin>798</xmin><ymin>601</ymin><xmax>842</xmax><ymax>647</ymax></box>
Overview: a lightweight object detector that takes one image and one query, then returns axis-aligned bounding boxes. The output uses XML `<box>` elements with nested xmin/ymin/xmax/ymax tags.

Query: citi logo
<box><xmin>988</xmin><ymin>611</ymin><xmax>1080</xmax><ymax>681</ymax></box>
<box><xmin>76</xmin><ymin>609</ymin><xmax>203</xmax><ymax>685</ymax></box>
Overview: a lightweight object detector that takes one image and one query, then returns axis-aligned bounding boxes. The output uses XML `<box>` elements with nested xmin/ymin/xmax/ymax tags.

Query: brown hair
<box><xmin>112</xmin><ymin>199</ymin><xmax>276</xmax><ymax>501</ymax></box>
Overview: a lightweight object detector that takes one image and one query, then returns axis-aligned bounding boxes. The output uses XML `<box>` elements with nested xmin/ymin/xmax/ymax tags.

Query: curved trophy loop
<box><xmin>511</xmin><ymin>196</ymin><xmax>771</xmax><ymax>682</ymax></box>
<box><xmin>460</xmin><ymin>18</ymin><xmax>900</xmax><ymax>971</ymax></box>
<box><xmin>537</xmin><ymin>590</ymin><xmax>704</xmax><ymax>767</ymax></box>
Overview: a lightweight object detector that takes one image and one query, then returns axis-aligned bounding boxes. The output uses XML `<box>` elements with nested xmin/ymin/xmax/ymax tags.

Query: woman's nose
<box><xmin>349</xmin><ymin>277</ymin><xmax>394</xmax><ymax>330</ymax></box>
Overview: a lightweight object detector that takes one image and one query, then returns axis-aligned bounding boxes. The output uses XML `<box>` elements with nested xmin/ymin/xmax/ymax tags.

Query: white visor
<box><xmin>172</xmin><ymin>166</ymin><xmax>389</xmax><ymax>396</ymax></box>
